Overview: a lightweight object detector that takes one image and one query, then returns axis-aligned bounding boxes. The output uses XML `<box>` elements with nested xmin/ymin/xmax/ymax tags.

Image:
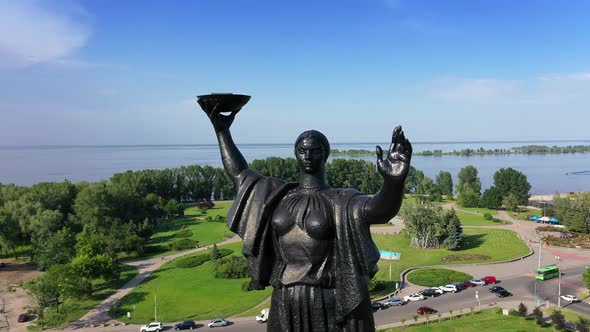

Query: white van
<box><xmin>256</xmin><ymin>308</ymin><xmax>270</xmax><ymax>323</ymax></box>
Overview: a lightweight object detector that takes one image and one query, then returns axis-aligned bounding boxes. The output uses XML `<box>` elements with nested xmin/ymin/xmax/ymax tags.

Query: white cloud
<box><xmin>538</xmin><ymin>72</ymin><xmax>590</xmax><ymax>81</ymax></box>
<box><xmin>0</xmin><ymin>0</ymin><xmax>90</xmax><ymax>68</ymax></box>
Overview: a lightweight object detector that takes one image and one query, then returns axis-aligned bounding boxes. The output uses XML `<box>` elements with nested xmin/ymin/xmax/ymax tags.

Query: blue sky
<box><xmin>1</xmin><ymin>0</ymin><xmax>589</xmax><ymax>145</ymax></box>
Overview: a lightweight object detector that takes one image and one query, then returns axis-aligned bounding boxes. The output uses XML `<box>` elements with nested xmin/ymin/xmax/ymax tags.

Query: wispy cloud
<box><xmin>538</xmin><ymin>72</ymin><xmax>590</xmax><ymax>81</ymax></box>
<box><xmin>0</xmin><ymin>0</ymin><xmax>91</xmax><ymax>68</ymax></box>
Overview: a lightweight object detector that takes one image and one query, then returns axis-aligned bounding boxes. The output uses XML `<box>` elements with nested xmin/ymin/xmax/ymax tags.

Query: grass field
<box><xmin>406</xmin><ymin>268</ymin><xmax>473</xmax><ymax>287</ymax></box>
<box><xmin>544</xmin><ymin>307</ymin><xmax>590</xmax><ymax>323</ymax></box>
<box><xmin>29</xmin><ymin>265</ymin><xmax>138</xmax><ymax>330</ymax></box>
<box><xmin>380</xmin><ymin>308</ymin><xmax>555</xmax><ymax>331</ymax></box>
<box><xmin>514</xmin><ymin>208</ymin><xmax>543</xmax><ymax>221</ymax></box>
<box><xmin>112</xmin><ymin>241</ymin><xmax>272</xmax><ymax>324</ymax></box>
<box><xmin>139</xmin><ymin>202</ymin><xmax>234</xmax><ymax>259</ymax></box>
<box><xmin>457</xmin><ymin>206</ymin><xmax>498</xmax><ymax>216</ymax></box>
<box><xmin>456</xmin><ymin>211</ymin><xmax>510</xmax><ymax>226</ymax></box>
<box><xmin>372</xmin><ymin>228</ymin><xmax>530</xmax><ymax>283</ymax></box>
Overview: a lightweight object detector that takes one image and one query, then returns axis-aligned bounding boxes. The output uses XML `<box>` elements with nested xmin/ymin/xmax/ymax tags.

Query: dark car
<box><xmin>174</xmin><ymin>320</ymin><xmax>196</xmax><ymax>330</ymax></box>
<box><xmin>419</xmin><ymin>289</ymin><xmax>439</xmax><ymax>297</ymax></box>
<box><xmin>371</xmin><ymin>302</ymin><xmax>387</xmax><ymax>311</ymax></box>
<box><xmin>496</xmin><ymin>290</ymin><xmax>512</xmax><ymax>298</ymax></box>
<box><xmin>489</xmin><ymin>286</ymin><xmax>505</xmax><ymax>293</ymax></box>
<box><xmin>462</xmin><ymin>281</ymin><xmax>476</xmax><ymax>288</ymax></box>
<box><xmin>18</xmin><ymin>314</ymin><xmax>27</xmax><ymax>323</ymax></box>
<box><xmin>417</xmin><ymin>306</ymin><xmax>436</xmax><ymax>315</ymax></box>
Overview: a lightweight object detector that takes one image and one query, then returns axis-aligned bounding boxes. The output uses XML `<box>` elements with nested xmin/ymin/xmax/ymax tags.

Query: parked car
<box><xmin>419</xmin><ymin>289</ymin><xmax>440</xmax><ymax>297</ymax></box>
<box><xmin>383</xmin><ymin>298</ymin><xmax>406</xmax><ymax>306</ymax></box>
<box><xmin>403</xmin><ymin>293</ymin><xmax>425</xmax><ymax>302</ymax></box>
<box><xmin>417</xmin><ymin>306</ymin><xmax>436</xmax><ymax>315</ymax></box>
<box><xmin>17</xmin><ymin>313</ymin><xmax>27</xmax><ymax>323</ymax></box>
<box><xmin>470</xmin><ymin>279</ymin><xmax>486</xmax><ymax>286</ymax></box>
<box><xmin>489</xmin><ymin>286</ymin><xmax>505</xmax><ymax>293</ymax></box>
<box><xmin>441</xmin><ymin>284</ymin><xmax>459</xmax><ymax>293</ymax></box>
<box><xmin>372</xmin><ymin>302</ymin><xmax>388</xmax><ymax>311</ymax></box>
<box><xmin>482</xmin><ymin>276</ymin><xmax>498</xmax><ymax>284</ymax></box>
<box><xmin>495</xmin><ymin>290</ymin><xmax>512</xmax><ymax>298</ymax></box>
<box><xmin>0</xmin><ymin>262</ymin><xmax>6</xmax><ymax>268</ymax></box>
<box><xmin>207</xmin><ymin>318</ymin><xmax>228</xmax><ymax>328</ymax></box>
<box><xmin>140</xmin><ymin>322</ymin><xmax>162</xmax><ymax>332</ymax></box>
<box><xmin>430</xmin><ymin>287</ymin><xmax>444</xmax><ymax>295</ymax></box>
<box><xmin>560</xmin><ymin>295</ymin><xmax>580</xmax><ymax>303</ymax></box>
<box><xmin>463</xmin><ymin>281</ymin><xmax>477</xmax><ymax>288</ymax></box>
<box><xmin>256</xmin><ymin>308</ymin><xmax>270</xmax><ymax>323</ymax></box>
<box><xmin>174</xmin><ymin>320</ymin><xmax>196</xmax><ymax>330</ymax></box>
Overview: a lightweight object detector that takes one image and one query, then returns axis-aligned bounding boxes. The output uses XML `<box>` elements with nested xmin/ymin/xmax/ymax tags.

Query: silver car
<box><xmin>384</xmin><ymin>297</ymin><xmax>407</xmax><ymax>306</ymax></box>
<box><xmin>208</xmin><ymin>318</ymin><xmax>228</xmax><ymax>328</ymax></box>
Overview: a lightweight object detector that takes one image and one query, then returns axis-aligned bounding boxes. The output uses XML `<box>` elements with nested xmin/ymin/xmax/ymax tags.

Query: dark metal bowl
<box><xmin>197</xmin><ymin>93</ymin><xmax>251</xmax><ymax>114</ymax></box>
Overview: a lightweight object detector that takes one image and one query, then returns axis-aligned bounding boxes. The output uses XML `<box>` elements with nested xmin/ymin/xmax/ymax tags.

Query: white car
<box><xmin>256</xmin><ymin>309</ymin><xmax>269</xmax><ymax>323</ymax></box>
<box><xmin>470</xmin><ymin>279</ymin><xmax>486</xmax><ymax>286</ymax></box>
<box><xmin>140</xmin><ymin>322</ymin><xmax>162</xmax><ymax>332</ymax></box>
<box><xmin>560</xmin><ymin>295</ymin><xmax>580</xmax><ymax>302</ymax></box>
<box><xmin>208</xmin><ymin>318</ymin><xmax>228</xmax><ymax>328</ymax></box>
<box><xmin>403</xmin><ymin>293</ymin><xmax>425</xmax><ymax>302</ymax></box>
<box><xmin>441</xmin><ymin>284</ymin><xmax>458</xmax><ymax>293</ymax></box>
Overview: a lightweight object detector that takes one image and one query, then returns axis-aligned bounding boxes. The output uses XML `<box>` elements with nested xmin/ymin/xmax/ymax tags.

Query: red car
<box><xmin>18</xmin><ymin>314</ymin><xmax>27</xmax><ymax>323</ymax></box>
<box><xmin>462</xmin><ymin>281</ymin><xmax>476</xmax><ymax>288</ymax></box>
<box><xmin>417</xmin><ymin>306</ymin><xmax>436</xmax><ymax>315</ymax></box>
<box><xmin>482</xmin><ymin>276</ymin><xmax>497</xmax><ymax>284</ymax></box>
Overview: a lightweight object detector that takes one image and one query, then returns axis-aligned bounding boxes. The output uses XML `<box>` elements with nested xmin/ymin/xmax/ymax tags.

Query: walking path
<box><xmin>68</xmin><ymin>236</ymin><xmax>241</xmax><ymax>329</ymax></box>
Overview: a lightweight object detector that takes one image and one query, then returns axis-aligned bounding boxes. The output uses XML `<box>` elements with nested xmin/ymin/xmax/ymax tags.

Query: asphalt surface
<box><xmin>67</xmin><ymin>266</ymin><xmax>590</xmax><ymax>332</ymax></box>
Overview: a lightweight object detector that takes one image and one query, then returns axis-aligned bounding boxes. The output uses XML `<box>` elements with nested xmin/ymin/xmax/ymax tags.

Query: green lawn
<box><xmin>544</xmin><ymin>307</ymin><xmax>590</xmax><ymax>323</ymax></box>
<box><xmin>456</xmin><ymin>211</ymin><xmax>511</xmax><ymax>226</ymax></box>
<box><xmin>138</xmin><ymin>202</ymin><xmax>234</xmax><ymax>259</ymax></box>
<box><xmin>457</xmin><ymin>206</ymin><xmax>499</xmax><ymax>216</ymax></box>
<box><xmin>406</xmin><ymin>268</ymin><xmax>473</xmax><ymax>287</ymax></box>
<box><xmin>380</xmin><ymin>308</ymin><xmax>555</xmax><ymax>331</ymax></box>
<box><xmin>372</xmin><ymin>228</ymin><xmax>530</xmax><ymax>283</ymax></box>
<box><xmin>514</xmin><ymin>208</ymin><xmax>543</xmax><ymax>221</ymax></box>
<box><xmin>29</xmin><ymin>265</ymin><xmax>138</xmax><ymax>330</ymax></box>
<box><xmin>112</xmin><ymin>241</ymin><xmax>272</xmax><ymax>324</ymax></box>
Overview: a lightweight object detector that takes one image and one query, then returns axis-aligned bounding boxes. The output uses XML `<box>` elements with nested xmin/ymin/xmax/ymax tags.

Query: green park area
<box><xmin>112</xmin><ymin>241</ymin><xmax>272</xmax><ymax>324</ymax></box>
<box><xmin>380</xmin><ymin>308</ymin><xmax>556</xmax><ymax>332</ymax></box>
<box><xmin>139</xmin><ymin>202</ymin><xmax>234</xmax><ymax>258</ymax></box>
<box><xmin>456</xmin><ymin>206</ymin><xmax>498</xmax><ymax>217</ymax></box>
<box><xmin>27</xmin><ymin>265</ymin><xmax>138</xmax><ymax>330</ymax></box>
<box><xmin>372</xmin><ymin>228</ymin><xmax>530</xmax><ymax>283</ymax></box>
<box><xmin>455</xmin><ymin>211</ymin><xmax>510</xmax><ymax>226</ymax></box>
<box><xmin>406</xmin><ymin>268</ymin><xmax>473</xmax><ymax>287</ymax></box>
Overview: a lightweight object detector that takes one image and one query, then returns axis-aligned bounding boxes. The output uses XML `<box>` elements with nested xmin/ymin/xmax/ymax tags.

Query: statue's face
<box><xmin>296</xmin><ymin>137</ymin><xmax>326</xmax><ymax>174</ymax></box>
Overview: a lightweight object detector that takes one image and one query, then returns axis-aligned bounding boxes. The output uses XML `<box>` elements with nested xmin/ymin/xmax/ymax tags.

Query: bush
<box><xmin>494</xmin><ymin>307</ymin><xmax>503</xmax><ymax>315</ymax></box>
<box><xmin>369</xmin><ymin>277</ymin><xmax>386</xmax><ymax>292</ymax></box>
<box><xmin>168</xmin><ymin>239</ymin><xmax>199</xmax><ymax>251</ymax></box>
<box><xmin>174</xmin><ymin>229</ymin><xmax>193</xmax><ymax>238</ymax></box>
<box><xmin>575</xmin><ymin>317</ymin><xmax>589</xmax><ymax>332</ymax></box>
<box><xmin>508</xmin><ymin>309</ymin><xmax>520</xmax><ymax>317</ymax></box>
<box><xmin>241</xmin><ymin>280</ymin><xmax>252</xmax><ymax>292</ymax></box>
<box><xmin>213</xmin><ymin>256</ymin><xmax>251</xmax><ymax>279</ymax></box>
<box><xmin>549</xmin><ymin>310</ymin><xmax>565</xmax><ymax>330</ymax></box>
<box><xmin>533</xmin><ymin>307</ymin><xmax>544</xmax><ymax>325</ymax></box>
<box><xmin>518</xmin><ymin>302</ymin><xmax>527</xmax><ymax>317</ymax></box>
<box><xmin>204</xmin><ymin>215</ymin><xmax>226</xmax><ymax>223</ymax></box>
<box><xmin>176</xmin><ymin>253</ymin><xmax>210</xmax><ymax>268</ymax></box>
<box><xmin>483</xmin><ymin>213</ymin><xmax>493</xmax><ymax>220</ymax></box>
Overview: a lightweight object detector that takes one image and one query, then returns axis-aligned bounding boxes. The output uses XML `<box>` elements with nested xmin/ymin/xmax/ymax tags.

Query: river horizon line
<box><xmin>1</xmin><ymin>139</ymin><xmax>590</xmax><ymax>149</ymax></box>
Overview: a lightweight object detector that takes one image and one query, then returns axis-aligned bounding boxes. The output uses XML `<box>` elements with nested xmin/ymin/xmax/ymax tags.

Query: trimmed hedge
<box><xmin>174</xmin><ymin>229</ymin><xmax>194</xmax><ymax>238</ymax></box>
<box><xmin>168</xmin><ymin>239</ymin><xmax>199</xmax><ymax>251</ymax></box>
<box><xmin>175</xmin><ymin>248</ymin><xmax>233</xmax><ymax>268</ymax></box>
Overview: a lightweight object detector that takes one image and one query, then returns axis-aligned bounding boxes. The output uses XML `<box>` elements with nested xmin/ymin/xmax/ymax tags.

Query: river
<box><xmin>1</xmin><ymin>141</ymin><xmax>589</xmax><ymax>194</ymax></box>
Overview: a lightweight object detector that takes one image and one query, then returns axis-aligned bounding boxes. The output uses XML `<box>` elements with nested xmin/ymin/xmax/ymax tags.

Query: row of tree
<box><xmin>400</xmin><ymin>204</ymin><xmax>464</xmax><ymax>250</ymax></box>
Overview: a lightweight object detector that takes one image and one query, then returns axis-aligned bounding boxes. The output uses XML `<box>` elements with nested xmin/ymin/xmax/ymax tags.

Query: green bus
<box><xmin>535</xmin><ymin>265</ymin><xmax>560</xmax><ymax>280</ymax></box>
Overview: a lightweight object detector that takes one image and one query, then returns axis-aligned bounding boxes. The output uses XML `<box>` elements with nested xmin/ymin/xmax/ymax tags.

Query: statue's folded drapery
<box><xmin>227</xmin><ymin>169</ymin><xmax>381</xmax><ymax>330</ymax></box>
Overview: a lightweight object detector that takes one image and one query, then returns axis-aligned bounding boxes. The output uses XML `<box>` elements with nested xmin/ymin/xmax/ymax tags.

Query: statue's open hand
<box><xmin>206</xmin><ymin>105</ymin><xmax>238</xmax><ymax>132</ymax></box>
<box><xmin>376</xmin><ymin>126</ymin><xmax>412</xmax><ymax>182</ymax></box>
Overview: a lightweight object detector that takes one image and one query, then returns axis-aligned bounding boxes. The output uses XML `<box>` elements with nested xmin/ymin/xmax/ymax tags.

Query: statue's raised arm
<box><xmin>365</xmin><ymin>126</ymin><xmax>413</xmax><ymax>224</ymax></box>
<box><xmin>198</xmin><ymin>94</ymin><xmax>251</xmax><ymax>180</ymax></box>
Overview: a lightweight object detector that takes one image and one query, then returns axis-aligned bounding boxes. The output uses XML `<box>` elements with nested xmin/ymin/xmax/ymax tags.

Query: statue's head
<box><xmin>294</xmin><ymin>130</ymin><xmax>330</xmax><ymax>174</ymax></box>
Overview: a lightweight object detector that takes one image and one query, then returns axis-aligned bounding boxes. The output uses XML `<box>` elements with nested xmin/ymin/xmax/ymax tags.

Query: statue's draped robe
<box><xmin>227</xmin><ymin>169</ymin><xmax>381</xmax><ymax>331</ymax></box>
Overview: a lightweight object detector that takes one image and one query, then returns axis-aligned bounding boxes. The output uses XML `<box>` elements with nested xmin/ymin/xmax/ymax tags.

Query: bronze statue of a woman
<box><xmin>199</xmin><ymin>94</ymin><xmax>412</xmax><ymax>331</ymax></box>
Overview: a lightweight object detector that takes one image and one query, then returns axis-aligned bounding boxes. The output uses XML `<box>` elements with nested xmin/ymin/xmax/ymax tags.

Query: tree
<box><xmin>493</xmin><ymin>168</ymin><xmax>531</xmax><ymax>205</ymax></box>
<box><xmin>502</xmin><ymin>193</ymin><xmax>519</xmax><ymax>212</ymax></box>
<box><xmin>210</xmin><ymin>243</ymin><xmax>222</xmax><ymax>261</ymax></box>
<box><xmin>0</xmin><ymin>206</ymin><xmax>21</xmax><ymax>258</ymax></box>
<box><xmin>457</xmin><ymin>191</ymin><xmax>480</xmax><ymax>208</ymax></box>
<box><xmin>400</xmin><ymin>203</ymin><xmax>441</xmax><ymax>248</ymax></box>
<box><xmin>518</xmin><ymin>302</ymin><xmax>527</xmax><ymax>317</ymax></box>
<box><xmin>533</xmin><ymin>307</ymin><xmax>544</xmax><ymax>325</ymax></box>
<box><xmin>27</xmin><ymin>276</ymin><xmax>54</xmax><ymax>330</ymax></box>
<box><xmin>404</xmin><ymin>167</ymin><xmax>424</xmax><ymax>193</ymax></box>
<box><xmin>480</xmin><ymin>186</ymin><xmax>503</xmax><ymax>209</ymax></box>
<box><xmin>583</xmin><ymin>267</ymin><xmax>590</xmax><ymax>295</ymax></box>
<box><xmin>435</xmin><ymin>171</ymin><xmax>453</xmax><ymax>196</ymax></box>
<box><xmin>70</xmin><ymin>254</ymin><xmax>119</xmax><ymax>295</ymax></box>
<box><xmin>442</xmin><ymin>210</ymin><xmax>463</xmax><ymax>250</ymax></box>
<box><xmin>576</xmin><ymin>317</ymin><xmax>589</xmax><ymax>332</ymax></box>
<box><xmin>456</xmin><ymin>166</ymin><xmax>481</xmax><ymax>195</ymax></box>
<box><xmin>549</xmin><ymin>310</ymin><xmax>565</xmax><ymax>330</ymax></box>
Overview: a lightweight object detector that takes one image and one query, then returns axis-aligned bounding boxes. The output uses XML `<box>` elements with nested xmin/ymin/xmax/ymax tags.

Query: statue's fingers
<box><xmin>405</xmin><ymin>138</ymin><xmax>413</xmax><ymax>158</ymax></box>
<box><xmin>390</xmin><ymin>126</ymin><xmax>401</xmax><ymax>152</ymax></box>
<box><xmin>396</xmin><ymin>131</ymin><xmax>407</xmax><ymax>155</ymax></box>
<box><xmin>376</xmin><ymin>145</ymin><xmax>383</xmax><ymax>162</ymax></box>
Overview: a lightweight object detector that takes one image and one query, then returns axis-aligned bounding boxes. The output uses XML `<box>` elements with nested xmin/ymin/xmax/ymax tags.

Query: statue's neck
<box><xmin>299</xmin><ymin>169</ymin><xmax>328</xmax><ymax>190</ymax></box>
